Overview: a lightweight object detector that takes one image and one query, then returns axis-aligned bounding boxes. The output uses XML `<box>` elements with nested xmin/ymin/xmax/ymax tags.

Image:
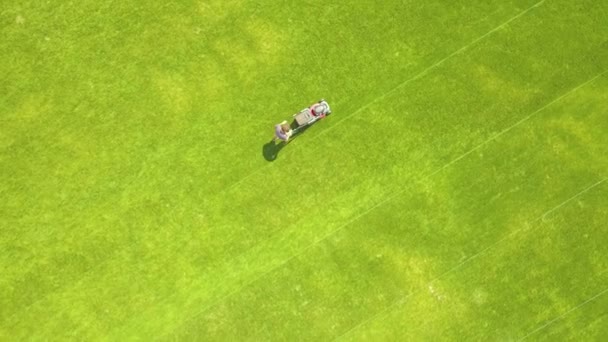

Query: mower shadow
<box><xmin>262</xmin><ymin>140</ymin><xmax>285</xmax><ymax>162</ymax></box>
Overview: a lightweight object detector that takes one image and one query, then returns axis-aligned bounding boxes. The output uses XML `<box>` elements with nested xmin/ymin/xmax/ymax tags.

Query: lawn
<box><xmin>1</xmin><ymin>0</ymin><xmax>607</xmax><ymax>340</ymax></box>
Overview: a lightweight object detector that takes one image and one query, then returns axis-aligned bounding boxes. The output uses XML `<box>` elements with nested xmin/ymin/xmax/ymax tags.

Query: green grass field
<box><xmin>1</xmin><ymin>0</ymin><xmax>607</xmax><ymax>340</ymax></box>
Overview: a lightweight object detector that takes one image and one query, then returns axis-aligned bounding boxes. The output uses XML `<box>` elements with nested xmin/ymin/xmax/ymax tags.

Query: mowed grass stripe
<box><xmin>173</xmin><ymin>65</ymin><xmax>598</xmax><ymax>338</ymax></box>
<box><xmin>1</xmin><ymin>0</ymin><xmax>225</xmax><ymax>324</ymax></box>
<box><xmin>197</xmin><ymin>0</ymin><xmax>599</xmax><ymax>308</ymax></box>
<box><xmin>307</xmin><ymin>0</ymin><xmax>546</xmax><ymax>143</ymax></box>
<box><xmin>182</xmin><ymin>69</ymin><xmax>607</xmax><ymax>341</ymax></box>
<box><xmin>168</xmin><ymin>2</ymin><xmax>608</xmax><ymax>340</ymax></box>
<box><xmin>519</xmin><ymin>287</ymin><xmax>608</xmax><ymax>340</ymax></box>
<box><xmin>178</xmin><ymin>10</ymin><xmax>604</xmax><ymax>342</ymax></box>
<box><xmin>340</xmin><ymin>182</ymin><xmax>608</xmax><ymax>341</ymax></box>
<box><xmin>1</xmin><ymin>1</ymin><xmax>540</xmax><ymax>338</ymax></box>
<box><xmin>322</xmin><ymin>68</ymin><xmax>607</xmax><ymax>244</ymax></box>
<box><xmin>153</xmin><ymin>0</ymin><xmax>546</xmax><ymax>195</ymax></box>
<box><xmin>158</xmin><ymin>3</ymin><xmax>573</xmax><ymax>339</ymax></box>
<box><xmin>1</xmin><ymin>0</ymin><xmax>606</xmax><ymax>340</ymax></box>
<box><xmin>335</xmin><ymin>178</ymin><xmax>607</xmax><ymax>342</ymax></box>
<box><xmin>531</xmin><ymin>290</ymin><xmax>608</xmax><ymax>341</ymax></box>
<box><xmin>425</xmin><ymin>69</ymin><xmax>607</xmax><ymax>179</ymax></box>
<box><xmin>0</xmin><ymin>0</ymin><xmax>536</xmax><ymax>324</ymax></box>
<box><xmin>1</xmin><ymin>0</ymin><xmax>546</xmax><ymax>338</ymax></box>
<box><xmin>222</xmin><ymin>0</ymin><xmax>547</xmax><ymax>188</ymax></box>
<box><xmin>334</xmin><ymin>77</ymin><xmax>608</xmax><ymax>340</ymax></box>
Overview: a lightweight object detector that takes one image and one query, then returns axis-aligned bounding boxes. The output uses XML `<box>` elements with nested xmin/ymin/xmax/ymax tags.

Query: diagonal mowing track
<box><xmin>162</xmin><ymin>9</ymin><xmax>608</xmax><ymax>341</ymax></box>
<box><xmin>221</xmin><ymin>0</ymin><xmax>547</xmax><ymax>195</ymax></box>
<box><xmin>333</xmin><ymin>177</ymin><xmax>607</xmax><ymax>341</ymax></box>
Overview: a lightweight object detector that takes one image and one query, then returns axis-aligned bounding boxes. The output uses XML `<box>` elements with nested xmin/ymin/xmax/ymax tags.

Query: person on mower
<box><xmin>272</xmin><ymin>120</ymin><xmax>293</xmax><ymax>143</ymax></box>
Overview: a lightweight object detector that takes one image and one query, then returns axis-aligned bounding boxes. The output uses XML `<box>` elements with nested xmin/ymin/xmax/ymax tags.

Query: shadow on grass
<box><xmin>262</xmin><ymin>140</ymin><xmax>285</xmax><ymax>162</ymax></box>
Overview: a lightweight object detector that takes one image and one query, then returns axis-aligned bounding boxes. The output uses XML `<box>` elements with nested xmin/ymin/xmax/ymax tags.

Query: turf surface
<box><xmin>1</xmin><ymin>0</ymin><xmax>607</xmax><ymax>340</ymax></box>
